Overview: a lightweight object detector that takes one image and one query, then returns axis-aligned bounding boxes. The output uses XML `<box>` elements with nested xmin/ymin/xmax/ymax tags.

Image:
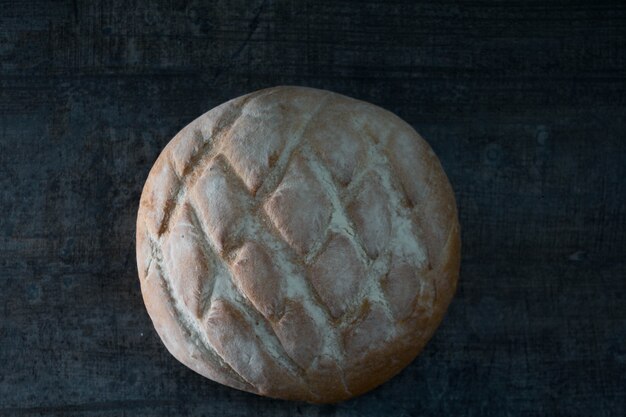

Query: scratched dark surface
<box><xmin>1</xmin><ymin>0</ymin><xmax>625</xmax><ymax>416</ymax></box>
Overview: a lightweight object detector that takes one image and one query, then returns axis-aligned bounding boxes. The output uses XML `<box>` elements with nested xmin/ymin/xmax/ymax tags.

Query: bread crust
<box><xmin>136</xmin><ymin>86</ymin><xmax>460</xmax><ymax>403</ymax></box>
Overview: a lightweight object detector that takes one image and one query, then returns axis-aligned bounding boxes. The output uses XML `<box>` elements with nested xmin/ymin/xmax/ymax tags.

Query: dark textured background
<box><xmin>1</xmin><ymin>1</ymin><xmax>625</xmax><ymax>416</ymax></box>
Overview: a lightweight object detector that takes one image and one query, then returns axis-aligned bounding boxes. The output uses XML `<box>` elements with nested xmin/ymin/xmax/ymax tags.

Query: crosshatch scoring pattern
<box><xmin>136</xmin><ymin>86</ymin><xmax>460</xmax><ymax>403</ymax></box>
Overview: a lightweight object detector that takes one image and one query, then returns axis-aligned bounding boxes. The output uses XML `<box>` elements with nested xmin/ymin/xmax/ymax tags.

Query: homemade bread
<box><xmin>136</xmin><ymin>86</ymin><xmax>460</xmax><ymax>403</ymax></box>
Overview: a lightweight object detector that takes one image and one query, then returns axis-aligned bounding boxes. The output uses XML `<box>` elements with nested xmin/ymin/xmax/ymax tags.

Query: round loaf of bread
<box><xmin>136</xmin><ymin>86</ymin><xmax>460</xmax><ymax>403</ymax></box>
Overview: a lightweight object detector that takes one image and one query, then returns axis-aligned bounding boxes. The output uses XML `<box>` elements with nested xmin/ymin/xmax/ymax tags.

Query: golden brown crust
<box><xmin>136</xmin><ymin>86</ymin><xmax>460</xmax><ymax>403</ymax></box>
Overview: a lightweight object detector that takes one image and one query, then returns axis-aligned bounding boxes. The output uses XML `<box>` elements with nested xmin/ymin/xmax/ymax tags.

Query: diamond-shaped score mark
<box><xmin>162</xmin><ymin>203</ymin><xmax>215</xmax><ymax>319</ymax></box>
<box><xmin>221</xmin><ymin>111</ymin><xmax>289</xmax><ymax>195</ymax></box>
<box><xmin>342</xmin><ymin>301</ymin><xmax>393</xmax><ymax>359</ymax></box>
<box><xmin>380</xmin><ymin>258</ymin><xmax>422</xmax><ymax>322</ymax></box>
<box><xmin>308</xmin><ymin>109</ymin><xmax>367</xmax><ymax>187</ymax></box>
<box><xmin>231</xmin><ymin>241</ymin><xmax>286</xmax><ymax>322</ymax></box>
<box><xmin>263</xmin><ymin>153</ymin><xmax>332</xmax><ymax>256</ymax></box>
<box><xmin>274</xmin><ymin>300</ymin><xmax>323</xmax><ymax>370</ymax></box>
<box><xmin>346</xmin><ymin>172</ymin><xmax>392</xmax><ymax>260</ymax></box>
<box><xmin>308</xmin><ymin>233</ymin><xmax>367</xmax><ymax>319</ymax></box>
<box><xmin>190</xmin><ymin>157</ymin><xmax>248</xmax><ymax>254</ymax></box>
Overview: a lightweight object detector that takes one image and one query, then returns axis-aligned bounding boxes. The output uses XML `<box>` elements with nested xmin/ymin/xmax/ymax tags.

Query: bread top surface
<box><xmin>136</xmin><ymin>86</ymin><xmax>460</xmax><ymax>403</ymax></box>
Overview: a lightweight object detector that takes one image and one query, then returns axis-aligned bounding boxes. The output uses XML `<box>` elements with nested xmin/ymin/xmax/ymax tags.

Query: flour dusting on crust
<box><xmin>136</xmin><ymin>86</ymin><xmax>460</xmax><ymax>403</ymax></box>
